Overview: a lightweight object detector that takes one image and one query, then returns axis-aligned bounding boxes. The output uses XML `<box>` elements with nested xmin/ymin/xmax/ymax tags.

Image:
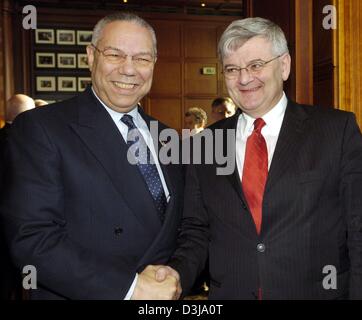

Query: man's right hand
<box><xmin>131</xmin><ymin>265</ymin><xmax>179</xmax><ymax>300</ymax></box>
<box><xmin>155</xmin><ymin>265</ymin><xmax>182</xmax><ymax>299</ymax></box>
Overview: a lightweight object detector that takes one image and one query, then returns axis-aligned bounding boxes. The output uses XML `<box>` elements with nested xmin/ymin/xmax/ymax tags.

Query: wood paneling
<box><xmin>184</xmin><ymin>25</ymin><xmax>218</xmax><ymax>58</ymax></box>
<box><xmin>295</xmin><ymin>0</ymin><xmax>313</xmax><ymax>104</ymax></box>
<box><xmin>336</xmin><ymin>0</ymin><xmax>362</xmax><ymax>128</ymax></box>
<box><xmin>147</xmin><ymin>98</ymin><xmax>182</xmax><ymax>131</ymax></box>
<box><xmin>185</xmin><ymin>62</ymin><xmax>218</xmax><ymax>95</ymax></box>
<box><xmin>147</xmin><ymin>19</ymin><xmax>233</xmax><ymax>130</ymax></box>
<box><xmin>151</xmin><ymin>61</ymin><xmax>182</xmax><ymax>95</ymax></box>
<box><xmin>152</xmin><ymin>21</ymin><xmax>181</xmax><ymax>58</ymax></box>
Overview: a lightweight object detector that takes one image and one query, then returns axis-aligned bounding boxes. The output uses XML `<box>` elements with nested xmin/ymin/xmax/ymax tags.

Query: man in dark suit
<box><xmin>156</xmin><ymin>17</ymin><xmax>362</xmax><ymax>299</ymax></box>
<box><xmin>1</xmin><ymin>12</ymin><xmax>183</xmax><ymax>299</ymax></box>
<box><xmin>1</xmin><ymin>94</ymin><xmax>35</xmax><ymax>299</ymax></box>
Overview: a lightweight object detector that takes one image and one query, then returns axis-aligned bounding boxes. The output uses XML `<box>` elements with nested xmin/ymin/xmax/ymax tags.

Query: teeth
<box><xmin>113</xmin><ymin>82</ymin><xmax>135</xmax><ymax>89</ymax></box>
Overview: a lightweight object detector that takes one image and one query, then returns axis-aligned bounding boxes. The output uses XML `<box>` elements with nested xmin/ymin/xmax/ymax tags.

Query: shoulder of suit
<box><xmin>289</xmin><ymin>100</ymin><xmax>354</xmax><ymax>123</ymax></box>
<box><xmin>13</xmin><ymin>92</ymin><xmax>84</xmax><ymax>128</ymax></box>
<box><xmin>206</xmin><ymin>111</ymin><xmax>240</xmax><ymax>132</ymax></box>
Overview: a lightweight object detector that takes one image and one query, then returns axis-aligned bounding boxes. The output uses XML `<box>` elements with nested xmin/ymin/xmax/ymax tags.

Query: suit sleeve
<box><xmin>340</xmin><ymin>113</ymin><xmax>362</xmax><ymax>299</ymax></box>
<box><xmin>0</xmin><ymin>112</ymin><xmax>136</xmax><ymax>299</ymax></box>
<box><xmin>168</xmin><ymin>163</ymin><xmax>209</xmax><ymax>295</ymax></box>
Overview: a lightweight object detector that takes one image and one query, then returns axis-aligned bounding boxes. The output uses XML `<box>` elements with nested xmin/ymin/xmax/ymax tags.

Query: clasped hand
<box><xmin>131</xmin><ymin>265</ymin><xmax>182</xmax><ymax>300</ymax></box>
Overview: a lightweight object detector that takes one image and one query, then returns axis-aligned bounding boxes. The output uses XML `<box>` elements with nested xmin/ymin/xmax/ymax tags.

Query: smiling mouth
<box><xmin>240</xmin><ymin>87</ymin><xmax>261</xmax><ymax>92</ymax></box>
<box><xmin>113</xmin><ymin>81</ymin><xmax>137</xmax><ymax>89</ymax></box>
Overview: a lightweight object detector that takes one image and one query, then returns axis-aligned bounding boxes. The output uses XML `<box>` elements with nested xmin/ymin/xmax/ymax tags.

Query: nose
<box><xmin>118</xmin><ymin>56</ymin><xmax>136</xmax><ymax>75</ymax></box>
<box><xmin>238</xmin><ymin>68</ymin><xmax>253</xmax><ymax>85</ymax></box>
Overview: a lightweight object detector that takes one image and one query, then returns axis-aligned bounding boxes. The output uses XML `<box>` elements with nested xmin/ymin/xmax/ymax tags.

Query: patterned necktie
<box><xmin>121</xmin><ymin>114</ymin><xmax>167</xmax><ymax>223</ymax></box>
<box><xmin>242</xmin><ymin>118</ymin><xmax>268</xmax><ymax>235</ymax></box>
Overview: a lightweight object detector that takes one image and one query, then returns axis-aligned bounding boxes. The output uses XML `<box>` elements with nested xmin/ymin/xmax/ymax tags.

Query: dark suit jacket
<box><xmin>0</xmin><ymin>123</ymin><xmax>19</xmax><ymax>299</ymax></box>
<box><xmin>0</xmin><ymin>87</ymin><xmax>183</xmax><ymax>299</ymax></box>
<box><xmin>0</xmin><ymin>123</ymin><xmax>11</xmax><ymax>190</ymax></box>
<box><xmin>169</xmin><ymin>100</ymin><xmax>362</xmax><ymax>300</ymax></box>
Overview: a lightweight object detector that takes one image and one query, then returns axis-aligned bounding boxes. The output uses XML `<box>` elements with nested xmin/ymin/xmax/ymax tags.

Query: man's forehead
<box><xmin>100</xmin><ymin>21</ymin><xmax>152</xmax><ymax>42</ymax></box>
<box><xmin>224</xmin><ymin>36</ymin><xmax>272</xmax><ymax>58</ymax></box>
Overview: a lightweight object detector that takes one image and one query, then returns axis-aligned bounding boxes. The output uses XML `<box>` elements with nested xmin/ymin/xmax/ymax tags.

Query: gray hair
<box><xmin>218</xmin><ymin>17</ymin><xmax>289</xmax><ymax>61</ymax></box>
<box><xmin>91</xmin><ymin>12</ymin><xmax>157</xmax><ymax>55</ymax></box>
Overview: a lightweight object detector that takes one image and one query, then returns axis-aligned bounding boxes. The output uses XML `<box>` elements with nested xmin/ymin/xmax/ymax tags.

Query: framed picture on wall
<box><xmin>57</xmin><ymin>53</ymin><xmax>76</xmax><ymax>68</ymax></box>
<box><xmin>77</xmin><ymin>31</ymin><xmax>93</xmax><ymax>45</ymax></box>
<box><xmin>35</xmin><ymin>29</ymin><xmax>55</xmax><ymax>44</ymax></box>
<box><xmin>36</xmin><ymin>53</ymin><xmax>56</xmax><ymax>68</ymax></box>
<box><xmin>36</xmin><ymin>76</ymin><xmax>56</xmax><ymax>92</ymax></box>
<box><xmin>56</xmin><ymin>30</ymin><xmax>76</xmax><ymax>45</ymax></box>
<box><xmin>78</xmin><ymin>77</ymin><xmax>91</xmax><ymax>91</ymax></box>
<box><xmin>58</xmin><ymin>77</ymin><xmax>77</xmax><ymax>92</ymax></box>
<box><xmin>77</xmin><ymin>54</ymin><xmax>89</xmax><ymax>69</ymax></box>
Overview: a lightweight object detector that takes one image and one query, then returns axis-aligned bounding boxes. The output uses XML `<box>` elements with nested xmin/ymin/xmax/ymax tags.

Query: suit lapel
<box><xmin>265</xmin><ymin>100</ymin><xmax>309</xmax><ymax>194</ymax></box>
<box><xmin>223</xmin><ymin>110</ymin><xmax>248</xmax><ymax>204</ymax></box>
<box><xmin>68</xmin><ymin>89</ymin><xmax>161</xmax><ymax>237</ymax></box>
<box><xmin>221</xmin><ymin>110</ymin><xmax>259</xmax><ymax>238</ymax></box>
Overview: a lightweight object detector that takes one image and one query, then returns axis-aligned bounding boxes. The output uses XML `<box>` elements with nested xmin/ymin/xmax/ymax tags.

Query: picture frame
<box><xmin>56</xmin><ymin>29</ymin><xmax>75</xmax><ymax>45</ymax></box>
<box><xmin>77</xmin><ymin>30</ymin><xmax>93</xmax><ymax>45</ymax></box>
<box><xmin>77</xmin><ymin>53</ymin><xmax>89</xmax><ymax>69</ymax></box>
<box><xmin>35</xmin><ymin>29</ymin><xmax>55</xmax><ymax>44</ymax></box>
<box><xmin>57</xmin><ymin>53</ymin><xmax>76</xmax><ymax>68</ymax></box>
<box><xmin>58</xmin><ymin>77</ymin><xmax>77</xmax><ymax>92</ymax></box>
<box><xmin>36</xmin><ymin>76</ymin><xmax>56</xmax><ymax>92</ymax></box>
<box><xmin>78</xmin><ymin>77</ymin><xmax>91</xmax><ymax>91</ymax></box>
<box><xmin>36</xmin><ymin>53</ymin><xmax>56</xmax><ymax>68</ymax></box>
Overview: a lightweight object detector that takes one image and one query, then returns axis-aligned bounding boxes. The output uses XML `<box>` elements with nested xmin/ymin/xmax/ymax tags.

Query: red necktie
<box><xmin>242</xmin><ymin>118</ymin><xmax>268</xmax><ymax>235</ymax></box>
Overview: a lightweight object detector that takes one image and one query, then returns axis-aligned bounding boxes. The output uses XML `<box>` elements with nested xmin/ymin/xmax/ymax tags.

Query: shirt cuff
<box><xmin>124</xmin><ymin>273</ymin><xmax>138</xmax><ymax>300</ymax></box>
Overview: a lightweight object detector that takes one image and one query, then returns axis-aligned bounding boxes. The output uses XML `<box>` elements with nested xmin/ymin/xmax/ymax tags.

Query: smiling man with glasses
<box><xmin>155</xmin><ymin>17</ymin><xmax>362</xmax><ymax>300</ymax></box>
<box><xmin>1</xmin><ymin>12</ymin><xmax>183</xmax><ymax>300</ymax></box>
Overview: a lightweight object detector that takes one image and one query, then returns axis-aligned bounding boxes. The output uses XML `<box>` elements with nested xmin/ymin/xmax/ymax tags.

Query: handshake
<box><xmin>131</xmin><ymin>265</ymin><xmax>182</xmax><ymax>300</ymax></box>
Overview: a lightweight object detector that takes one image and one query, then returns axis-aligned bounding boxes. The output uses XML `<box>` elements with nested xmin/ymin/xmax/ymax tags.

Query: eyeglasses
<box><xmin>90</xmin><ymin>44</ymin><xmax>156</xmax><ymax>68</ymax></box>
<box><xmin>222</xmin><ymin>54</ymin><xmax>283</xmax><ymax>80</ymax></box>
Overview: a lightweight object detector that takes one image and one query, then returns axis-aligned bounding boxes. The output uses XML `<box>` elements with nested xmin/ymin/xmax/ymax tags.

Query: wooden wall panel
<box><xmin>147</xmin><ymin>98</ymin><xmax>182</xmax><ymax>131</ymax></box>
<box><xmin>151</xmin><ymin>61</ymin><xmax>182</xmax><ymax>95</ymax></box>
<box><xmin>336</xmin><ymin>0</ymin><xmax>362</xmax><ymax>128</ymax></box>
<box><xmin>152</xmin><ymin>21</ymin><xmax>181</xmax><ymax>58</ymax></box>
<box><xmin>185</xmin><ymin>62</ymin><xmax>218</xmax><ymax>95</ymax></box>
<box><xmin>295</xmin><ymin>0</ymin><xmax>313</xmax><ymax>105</ymax></box>
<box><xmin>184</xmin><ymin>25</ymin><xmax>218</xmax><ymax>58</ymax></box>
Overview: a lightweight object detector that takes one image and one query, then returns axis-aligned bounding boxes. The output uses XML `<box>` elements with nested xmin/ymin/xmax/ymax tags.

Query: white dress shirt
<box><xmin>91</xmin><ymin>87</ymin><xmax>170</xmax><ymax>299</ymax></box>
<box><xmin>236</xmin><ymin>92</ymin><xmax>288</xmax><ymax>180</ymax></box>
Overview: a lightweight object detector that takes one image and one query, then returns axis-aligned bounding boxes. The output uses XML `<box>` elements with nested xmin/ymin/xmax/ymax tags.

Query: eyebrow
<box><xmin>224</xmin><ymin>58</ymin><xmax>267</xmax><ymax>67</ymax></box>
<box><xmin>102</xmin><ymin>46</ymin><xmax>154</xmax><ymax>56</ymax></box>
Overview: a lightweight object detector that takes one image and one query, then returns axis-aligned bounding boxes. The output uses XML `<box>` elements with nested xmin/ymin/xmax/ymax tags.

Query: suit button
<box><xmin>114</xmin><ymin>227</ymin><xmax>123</xmax><ymax>235</ymax></box>
<box><xmin>257</xmin><ymin>243</ymin><xmax>265</xmax><ymax>252</ymax></box>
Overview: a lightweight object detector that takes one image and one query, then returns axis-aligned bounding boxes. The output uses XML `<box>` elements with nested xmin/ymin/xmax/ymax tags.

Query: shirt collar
<box><xmin>241</xmin><ymin>91</ymin><xmax>287</xmax><ymax>135</ymax></box>
<box><xmin>91</xmin><ymin>86</ymin><xmax>139</xmax><ymax>123</ymax></box>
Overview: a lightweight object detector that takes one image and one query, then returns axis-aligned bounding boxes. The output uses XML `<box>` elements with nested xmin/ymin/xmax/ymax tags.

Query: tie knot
<box><xmin>253</xmin><ymin>118</ymin><xmax>266</xmax><ymax>132</ymax></box>
<box><xmin>121</xmin><ymin>114</ymin><xmax>136</xmax><ymax>130</ymax></box>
